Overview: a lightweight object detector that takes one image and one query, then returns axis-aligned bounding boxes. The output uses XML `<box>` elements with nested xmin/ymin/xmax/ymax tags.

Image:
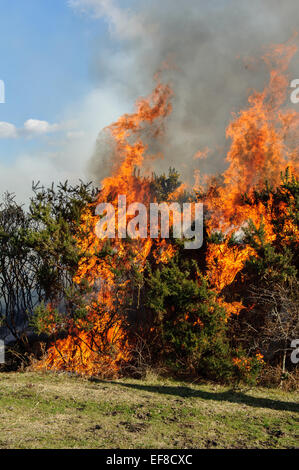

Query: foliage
<box><xmin>0</xmin><ymin>193</ymin><xmax>42</xmax><ymax>341</ymax></box>
<box><xmin>0</xmin><ymin>182</ymin><xmax>96</xmax><ymax>346</ymax></box>
<box><xmin>28</xmin><ymin>181</ymin><xmax>97</xmax><ymax>302</ymax></box>
<box><xmin>143</xmin><ymin>258</ymin><xmax>233</xmax><ymax>380</ymax></box>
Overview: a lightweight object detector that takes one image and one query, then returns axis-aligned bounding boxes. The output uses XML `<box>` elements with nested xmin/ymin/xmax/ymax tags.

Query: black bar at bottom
<box><xmin>0</xmin><ymin>449</ymin><xmax>297</xmax><ymax>466</ymax></box>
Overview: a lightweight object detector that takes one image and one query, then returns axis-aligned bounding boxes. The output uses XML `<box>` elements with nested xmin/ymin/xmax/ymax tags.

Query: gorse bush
<box><xmin>143</xmin><ymin>259</ymin><xmax>233</xmax><ymax>380</ymax></box>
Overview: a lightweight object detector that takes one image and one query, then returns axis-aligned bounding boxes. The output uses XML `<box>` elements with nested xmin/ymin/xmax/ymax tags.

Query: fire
<box><xmin>37</xmin><ymin>39</ymin><xmax>299</xmax><ymax>376</ymax></box>
<box><xmin>36</xmin><ymin>79</ymin><xmax>176</xmax><ymax>376</ymax></box>
<box><xmin>200</xmin><ymin>38</ymin><xmax>299</xmax><ymax>306</ymax></box>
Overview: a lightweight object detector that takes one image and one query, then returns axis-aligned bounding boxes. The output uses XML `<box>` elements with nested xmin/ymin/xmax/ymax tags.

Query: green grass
<box><xmin>0</xmin><ymin>371</ymin><xmax>298</xmax><ymax>449</ymax></box>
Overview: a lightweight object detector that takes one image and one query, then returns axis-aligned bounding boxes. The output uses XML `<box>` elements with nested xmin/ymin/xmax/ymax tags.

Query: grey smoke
<box><xmin>85</xmin><ymin>0</ymin><xmax>299</xmax><ymax>184</ymax></box>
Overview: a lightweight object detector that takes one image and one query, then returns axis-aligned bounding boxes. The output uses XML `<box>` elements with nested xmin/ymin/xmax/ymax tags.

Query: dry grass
<box><xmin>0</xmin><ymin>371</ymin><xmax>298</xmax><ymax>449</ymax></box>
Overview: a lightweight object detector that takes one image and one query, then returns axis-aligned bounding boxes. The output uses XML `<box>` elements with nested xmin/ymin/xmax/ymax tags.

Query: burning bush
<box><xmin>2</xmin><ymin>39</ymin><xmax>298</xmax><ymax>386</ymax></box>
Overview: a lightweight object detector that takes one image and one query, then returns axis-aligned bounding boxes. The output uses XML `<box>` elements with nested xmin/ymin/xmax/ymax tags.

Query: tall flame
<box><xmin>200</xmin><ymin>39</ymin><xmax>298</xmax><ymax>306</ymax></box>
<box><xmin>36</xmin><ymin>80</ymin><xmax>175</xmax><ymax>376</ymax></box>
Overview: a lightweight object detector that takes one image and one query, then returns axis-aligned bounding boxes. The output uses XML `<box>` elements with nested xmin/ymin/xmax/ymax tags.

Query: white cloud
<box><xmin>0</xmin><ymin>119</ymin><xmax>63</xmax><ymax>140</ymax></box>
<box><xmin>0</xmin><ymin>122</ymin><xmax>17</xmax><ymax>139</ymax></box>
<box><xmin>23</xmin><ymin>119</ymin><xmax>59</xmax><ymax>136</ymax></box>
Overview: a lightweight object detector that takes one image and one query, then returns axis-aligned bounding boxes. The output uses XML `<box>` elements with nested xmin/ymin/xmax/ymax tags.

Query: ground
<box><xmin>0</xmin><ymin>371</ymin><xmax>298</xmax><ymax>449</ymax></box>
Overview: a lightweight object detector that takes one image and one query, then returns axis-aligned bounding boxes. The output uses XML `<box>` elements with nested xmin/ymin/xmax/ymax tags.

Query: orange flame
<box><xmin>201</xmin><ymin>38</ymin><xmax>299</xmax><ymax>308</ymax></box>
<box><xmin>37</xmin><ymin>80</ymin><xmax>176</xmax><ymax>376</ymax></box>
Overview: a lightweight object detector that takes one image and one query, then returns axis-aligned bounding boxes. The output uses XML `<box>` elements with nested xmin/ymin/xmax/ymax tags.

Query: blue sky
<box><xmin>0</xmin><ymin>0</ymin><xmax>135</xmax><ymax>201</ymax></box>
<box><xmin>0</xmin><ymin>1</ymin><xmax>103</xmax><ymax>159</ymax></box>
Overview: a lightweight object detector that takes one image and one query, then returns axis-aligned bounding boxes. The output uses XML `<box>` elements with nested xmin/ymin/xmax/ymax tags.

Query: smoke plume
<box><xmin>70</xmin><ymin>0</ymin><xmax>299</xmax><ymax>183</ymax></box>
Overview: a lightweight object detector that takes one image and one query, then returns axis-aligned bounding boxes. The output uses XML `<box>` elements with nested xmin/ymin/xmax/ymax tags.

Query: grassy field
<box><xmin>0</xmin><ymin>371</ymin><xmax>298</xmax><ymax>449</ymax></box>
